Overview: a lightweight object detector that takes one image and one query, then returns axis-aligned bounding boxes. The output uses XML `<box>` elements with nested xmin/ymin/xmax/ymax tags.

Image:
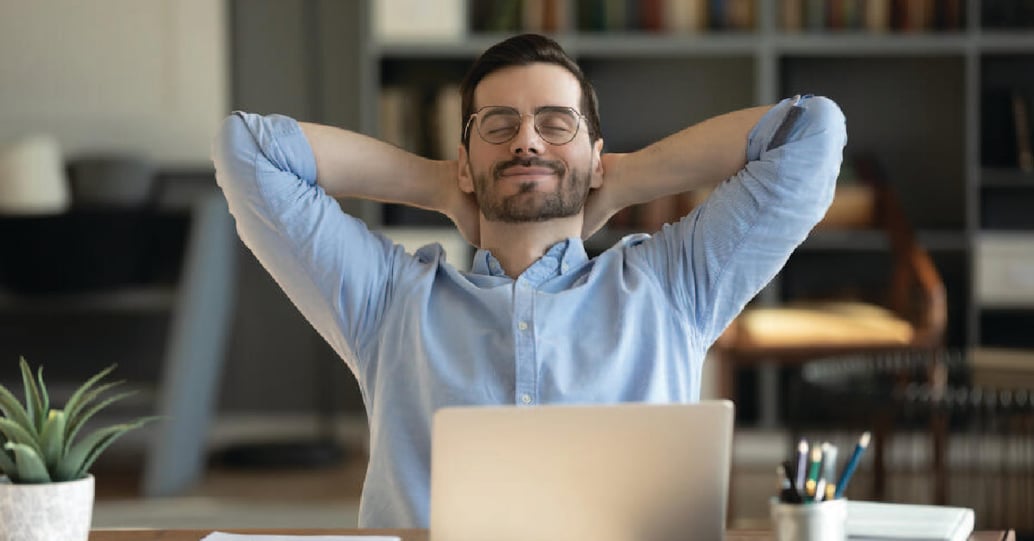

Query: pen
<box><xmin>835</xmin><ymin>431</ymin><xmax>871</xmax><ymax>499</ymax></box>
<box><xmin>794</xmin><ymin>439</ymin><xmax>808</xmax><ymax>500</ymax></box>
<box><xmin>820</xmin><ymin>442</ymin><xmax>837</xmax><ymax>501</ymax></box>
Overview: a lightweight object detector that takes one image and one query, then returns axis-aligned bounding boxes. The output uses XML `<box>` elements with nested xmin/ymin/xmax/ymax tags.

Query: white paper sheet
<box><xmin>847</xmin><ymin>501</ymin><xmax>974</xmax><ymax>541</ymax></box>
<box><xmin>201</xmin><ymin>533</ymin><xmax>401</xmax><ymax>541</ymax></box>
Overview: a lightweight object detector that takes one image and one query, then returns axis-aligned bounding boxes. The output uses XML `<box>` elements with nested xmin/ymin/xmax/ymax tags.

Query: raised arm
<box><xmin>582</xmin><ymin>105</ymin><xmax>772</xmax><ymax>237</ymax></box>
<box><xmin>214</xmin><ymin>112</ymin><xmax>481</xmax><ymax>376</ymax></box>
<box><xmin>612</xmin><ymin>96</ymin><xmax>846</xmax><ymax>345</ymax></box>
<box><xmin>299</xmin><ymin>122</ymin><xmax>480</xmax><ymax>244</ymax></box>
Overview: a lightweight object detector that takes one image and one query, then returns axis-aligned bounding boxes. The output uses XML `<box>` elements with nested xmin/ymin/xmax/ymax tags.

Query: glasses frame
<box><xmin>464</xmin><ymin>105</ymin><xmax>586</xmax><ymax>146</ymax></box>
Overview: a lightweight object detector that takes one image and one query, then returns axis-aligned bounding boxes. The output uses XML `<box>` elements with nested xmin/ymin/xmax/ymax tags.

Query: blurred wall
<box><xmin>0</xmin><ymin>0</ymin><xmax>367</xmax><ymax>417</ymax></box>
<box><xmin>0</xmin><ymin>0</ymin><xmax>228</xmax><ymax>165</ymax></box>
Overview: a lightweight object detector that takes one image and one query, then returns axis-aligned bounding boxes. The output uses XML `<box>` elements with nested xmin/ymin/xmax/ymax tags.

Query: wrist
<box><xmin>599</xmin><ymin>152</ymin><xmax>632</xmax><ymax>211</ymax></box>
<box><xmin>430</xmin><ymin>160</ymin><xmax>461</xmax><ymax>214</ymax></box>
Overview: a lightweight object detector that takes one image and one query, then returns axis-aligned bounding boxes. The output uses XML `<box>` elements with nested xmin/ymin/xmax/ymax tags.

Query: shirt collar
<box><xmin>471</xmin><ymin>237</ymin><xmax>588</xmax><ymax>284</ymax></box>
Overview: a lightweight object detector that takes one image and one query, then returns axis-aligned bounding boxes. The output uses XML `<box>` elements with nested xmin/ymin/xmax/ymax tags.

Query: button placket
<box><xmin>513</xmin><ymin>279</ymin><xmax>537</xmax><ymax>406</ymax></box>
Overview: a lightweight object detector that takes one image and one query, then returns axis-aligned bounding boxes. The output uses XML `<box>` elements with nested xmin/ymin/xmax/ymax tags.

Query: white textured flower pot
<box><xmin>0</xmin><ymin>474</ymin><xmax>94</xmax><ymax>541</ymax></box>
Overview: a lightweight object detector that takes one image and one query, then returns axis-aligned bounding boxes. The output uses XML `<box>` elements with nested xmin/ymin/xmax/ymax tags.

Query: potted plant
<box><xmin>0</xmin><ymin>357</ymin><xmax>155</xmax><ymax>541</ymax></box>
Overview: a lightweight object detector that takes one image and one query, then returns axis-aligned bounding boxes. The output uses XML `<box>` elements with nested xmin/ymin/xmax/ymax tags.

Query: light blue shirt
<box><xmin>212</xmin><ymin>95</ymin><xmax>846</xmax><ymax>528</ymax></box>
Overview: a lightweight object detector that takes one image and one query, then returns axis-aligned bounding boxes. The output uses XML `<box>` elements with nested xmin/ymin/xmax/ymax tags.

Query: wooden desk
<box><xmin>89</xmin><ymin>529</ymin><xmax>1016</xmax><ymax>541</ymax></box>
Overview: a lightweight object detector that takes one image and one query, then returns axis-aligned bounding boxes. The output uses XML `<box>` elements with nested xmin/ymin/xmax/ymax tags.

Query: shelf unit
<box><xmin>357</xmin><ymin>0</ymin><xmax>1034</xmax><ymax>349</ymax></box>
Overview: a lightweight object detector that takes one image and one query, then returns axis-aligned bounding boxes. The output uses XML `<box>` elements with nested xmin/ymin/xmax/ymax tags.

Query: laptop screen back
<box><xmin>430</xmin><ymin>400</ymin><xmax>734</xmax><ymax>541</ymax></box>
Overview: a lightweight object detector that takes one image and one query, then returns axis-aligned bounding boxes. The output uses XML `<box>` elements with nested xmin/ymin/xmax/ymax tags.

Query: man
<box><xmin>213</xmin><ymin>34</ymin><xmax>846</xmax><ymax>528</ymax></box>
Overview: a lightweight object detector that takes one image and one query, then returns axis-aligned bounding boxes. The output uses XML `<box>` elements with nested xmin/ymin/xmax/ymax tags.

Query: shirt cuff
<box><xmin>746</xmin><ymin>94</ymin><xmax>811</xmax><ymax>162</ymax></box>
<box><xmin>230</xmin><ymin>111</ymin><xmax>319</xmax><ymax>186</ymax></box>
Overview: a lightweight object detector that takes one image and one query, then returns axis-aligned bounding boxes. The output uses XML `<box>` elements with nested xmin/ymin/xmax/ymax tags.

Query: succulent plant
<box><xmin>0</xmin><ymin>357</ymin><xmax>155</xmax><ymax>484</ymax></box>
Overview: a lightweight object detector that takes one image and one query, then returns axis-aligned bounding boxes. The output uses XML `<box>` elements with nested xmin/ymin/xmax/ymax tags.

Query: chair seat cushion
<box><xmin>736</xmin><ymin>302</ymin><xmax>914</xmax><ymax>348</ymax></box>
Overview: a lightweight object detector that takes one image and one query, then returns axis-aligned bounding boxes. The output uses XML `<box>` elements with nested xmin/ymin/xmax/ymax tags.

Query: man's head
<box><xmin>460</xmin><ymin>34</ymin><xmax>602</xmax><ymax>150</ymax></box>
<box><xmin>457</xmin><ymin>34</ymin><xmax>604</xmax><ymax>224</ymax></box>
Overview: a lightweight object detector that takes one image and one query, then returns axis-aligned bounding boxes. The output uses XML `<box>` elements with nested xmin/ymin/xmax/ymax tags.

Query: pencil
<box><xmin>835</xmin><ymin>431</ymin><xmax>871</xmax><ymax>499</ymax></box>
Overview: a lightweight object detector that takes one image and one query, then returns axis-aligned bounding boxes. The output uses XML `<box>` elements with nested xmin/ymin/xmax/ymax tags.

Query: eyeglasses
<box><xmin>464</xmin><ymin>105</ymin><xmax>585</xmax><ymax>146</ymax></box>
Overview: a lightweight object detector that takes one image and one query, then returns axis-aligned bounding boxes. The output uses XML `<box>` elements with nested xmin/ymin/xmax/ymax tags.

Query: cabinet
<box><xmin>358</xmin><ymin>0</ymin><xmax>1034</xmax><ymax>349</ymax></box>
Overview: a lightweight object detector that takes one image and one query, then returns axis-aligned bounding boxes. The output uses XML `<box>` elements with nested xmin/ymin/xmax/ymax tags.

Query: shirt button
<box><xmin>518</xmin><ymin>321</ymin><xmax>529</xmax><ymax>331</ymax></box>
<box><xmin>521</xmin><ymin>394</ymin><xmax>532</xmax><ymax>404</ymax></box>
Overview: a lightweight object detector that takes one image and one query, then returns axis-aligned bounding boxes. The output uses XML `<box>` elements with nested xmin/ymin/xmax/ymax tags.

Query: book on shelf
<box><xmin>472</xmin><ymin>0</ymin><xmax>524</xmax><ymax>33</ymax></box>
<box><xmin>722</xmin><ymin>0</ymin><xmax>754</xmax><ymax>30</ymax></box>
<box><xmin>378</xmin><ymin>86</ymin><xmax>422</xmax><ymax>154</ymax></box>
<box><xmin>984</xmin><ymin>87</ymin><xmax>1034</xmax><ymax>174</ymax></box>
<box><xmin>639</xmin><ymin>0</ymin><xmax>663</xmax><ymax>31</ymax></box>
<box><xmin>781</xmin><ymin>0</ymin><xmax>803</xmax><ymax>31</ymax></box>
<box><xmin>893</xmin><ymin>0</ymin><xmax>934</xmax><ymax>31</ymax></box>
<box><xmin>780</xmin><ymin>0</ymin><xmax>963</xmax><ymax>32</ymax></box>
<box><xmin>864</xmin><ymin>0</ymin><xmax>891</xmax><ymax>32</ymax></box>
<box><xmin>662</xmin><ymin>0</ymin><xmax>709</xmax><ymax>32</ymax></box>
<box><xmin>547</xmin><ymin>0</ymin><xmax>733</xmax><ymax>32</ymax></box>
<box><xmin>380</xmin><ymin>84</ymin><xmax>463</xmax><ymax>162</ymax></box>
<box><xmin>577</xmin><ymin>0</ymin><xmax>632</xmax><ymax>32</ymax></box>
<box><xmin>521</xmin><ymin>0</ymin><xmax>570</xmax><ymax>32</ymax></box>
<box><xmin>373</xmin><ymin>0</ymin><xmax>465</xmax><ymax>41</ymax></box>
<box><xmin>1012</xmin><ymin>90</ymin><xmax>1034</xmax><ymax>174</ymax></box>
<box><xmin>804</xmin><ymin>0</ymin><xmax>825</xmax><ymax>30</ymax></box>
<box><xmin>380</xmin><ymin>86</ymin><xmax>457</xmax><ymax>225</ymax></box>
<box><xmin>470</xmin><ymin>0</ymin><xmax>568</xmax><ymax>32</ymax></box>
<box><xmin>433</xmin><ymin>84</ymin><xmax>462</xmax><ymax>161</ymax></box>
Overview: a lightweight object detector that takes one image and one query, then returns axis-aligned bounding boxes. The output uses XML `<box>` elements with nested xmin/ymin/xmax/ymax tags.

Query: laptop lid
<box><xmin>430</xmin><ymin>400</ymin><xmax>734</xmax><ymax>541</ymax></box>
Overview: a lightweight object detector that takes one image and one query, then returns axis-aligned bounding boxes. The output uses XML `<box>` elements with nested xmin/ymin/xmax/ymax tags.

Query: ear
<box><xmin>590</xmin><ymin>138</ymin><xmax>604</xmax><ymax>189</ymax></box>
<box><xmin>457</xmin><ymin>143</ymin><xmax>475</xmax><ymax>194</ymax></box>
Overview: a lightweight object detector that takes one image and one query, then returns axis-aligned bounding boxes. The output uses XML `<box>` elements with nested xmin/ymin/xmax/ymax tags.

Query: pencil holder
<box><xmin>770</xmin><ymin>497</ymin><xmax>847</xmax><ymax>541</ymax></box>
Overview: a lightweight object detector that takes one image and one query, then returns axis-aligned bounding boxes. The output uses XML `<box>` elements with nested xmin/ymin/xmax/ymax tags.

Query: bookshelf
<box><xmin>359</xmin><ymin>0</ymin><xmax>1034</xmax><ymax>350</ymax></box>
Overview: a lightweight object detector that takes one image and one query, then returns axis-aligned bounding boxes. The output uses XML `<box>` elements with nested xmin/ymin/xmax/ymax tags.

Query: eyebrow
<box><xmin>478</xmin><ymin>105</ymin><xmax>579</xmax><ymax>115</ymax></box>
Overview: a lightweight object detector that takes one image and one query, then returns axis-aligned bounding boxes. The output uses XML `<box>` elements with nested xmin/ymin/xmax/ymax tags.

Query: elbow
<box><xmin>212</xmin><ymin>113</ymin><xmax>249</xmax><ymax>167</ymax></box>
<box><xmin>211</xmin><ymin>112</ymin><xmax>254</xmax><ymax>190</ymax></box>
<box><xmin>803</xmin><ymin>96</ymin><xmax>848</xmax><ymax>150</ymax></box>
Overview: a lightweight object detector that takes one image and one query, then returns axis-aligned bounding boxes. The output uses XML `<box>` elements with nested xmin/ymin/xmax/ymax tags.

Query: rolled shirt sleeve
<box><xmin>212</xmin><ymin>112</ymin><xmax>401</xmax><ymax>377</ymax></box>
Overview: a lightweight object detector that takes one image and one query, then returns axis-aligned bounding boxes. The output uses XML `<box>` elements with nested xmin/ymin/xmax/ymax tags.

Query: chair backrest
<box><xmin>859</xmin><ymin>156</ymin><xmax>948</xmax><ymax>348</ymax></box>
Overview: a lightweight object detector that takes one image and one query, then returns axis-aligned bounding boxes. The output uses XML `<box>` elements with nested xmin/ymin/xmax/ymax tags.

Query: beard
<box><xmin>473</xmin><ymin>156</ymin><xmax>592</xmax><ymax>223</ymax></box>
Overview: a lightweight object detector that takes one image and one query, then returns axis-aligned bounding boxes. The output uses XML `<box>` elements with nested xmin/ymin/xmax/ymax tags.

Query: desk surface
<box><xmin>89</xmin><ymin>529</ymin><xmax>1016</xmax><ymax>541</ymax></box>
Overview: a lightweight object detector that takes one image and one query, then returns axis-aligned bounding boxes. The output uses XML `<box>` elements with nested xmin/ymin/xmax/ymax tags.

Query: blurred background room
<box><xmin>1</xmin><ymin>0</ymin><xmax>1033</xmax><ymax>536</ymax></box>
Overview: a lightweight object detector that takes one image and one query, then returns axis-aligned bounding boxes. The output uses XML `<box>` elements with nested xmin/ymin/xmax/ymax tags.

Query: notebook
<box><xmin>847</xmin><ymin>501</ymin><xmax>975</xmax><ymax>541</ymax></box>
<box><xmin>429</xmin><ymin>400</ymin><xmax>735</xmax><ymax>541</ymax></box>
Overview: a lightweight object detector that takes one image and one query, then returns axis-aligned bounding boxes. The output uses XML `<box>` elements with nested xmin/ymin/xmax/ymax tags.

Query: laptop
<box><xmin>429</xmin><ymin>400</ymin><xmax>734</xmax><ymax>541</ymax></box>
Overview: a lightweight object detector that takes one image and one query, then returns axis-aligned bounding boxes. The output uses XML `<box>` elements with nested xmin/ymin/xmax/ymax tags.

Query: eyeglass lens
<box><xmin>476</xmin><ymin>107</ymin><xmax>580</xmax><ymax>145</ymax></box>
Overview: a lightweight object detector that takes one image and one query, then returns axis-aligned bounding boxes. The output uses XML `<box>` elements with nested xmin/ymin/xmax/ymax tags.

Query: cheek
<box><xmin>468</xmin><ymin>147</ymin><xmax>500</xmax><ymax>172</ymax></box>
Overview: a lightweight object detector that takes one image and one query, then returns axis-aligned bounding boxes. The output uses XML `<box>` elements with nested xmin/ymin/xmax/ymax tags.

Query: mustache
<box><xmin>492</xmin><ymin>157</ymin><xmax>565</xmax><ymax>179</ymax></box>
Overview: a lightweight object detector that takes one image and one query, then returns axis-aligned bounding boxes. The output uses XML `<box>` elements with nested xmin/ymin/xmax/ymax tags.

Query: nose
<box><xmin>508</xmin><ymin>113</ymin><xmax>544</xmax><ymax>155</ymax></box>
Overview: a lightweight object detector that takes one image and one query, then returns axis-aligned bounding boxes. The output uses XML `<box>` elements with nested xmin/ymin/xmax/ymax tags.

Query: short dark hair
<box><xmin>459</xmin><ymin>34</ymin><xmax>602</xmax><ymax>149</ymax></box>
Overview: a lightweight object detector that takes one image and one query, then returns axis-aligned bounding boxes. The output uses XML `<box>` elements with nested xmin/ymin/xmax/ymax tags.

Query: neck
<box><xmin>479</xmin><ymin>215</ymin><xmax>583</xmax><ymax>277</ymax></box>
